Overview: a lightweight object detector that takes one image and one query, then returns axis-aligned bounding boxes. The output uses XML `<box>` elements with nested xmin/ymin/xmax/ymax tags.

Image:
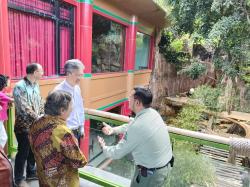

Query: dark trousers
<box><xmin>72</xmin><ymin>128</ymin><xmax>82</xmax><ymax>147</ymax></box>
<box><xmin>14</xmin><ymin>132</ymin><xmax>36</xmax><ymax>183</ymax></box>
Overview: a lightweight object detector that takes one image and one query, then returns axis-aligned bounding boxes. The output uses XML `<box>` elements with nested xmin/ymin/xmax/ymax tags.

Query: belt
<box><xmin>136</xmin><ymin>156</ymin><xmax>174</xmax><ymax>178</ymax></box>
<box><xmin>137</xmin><ymin>161</ymin><xmax>169</xmax><ymax>173</ymax></box>
<box><xmin>135</xmin><ymin>157</ymin><xmax>174</xmax><ymax>183</ymax></box>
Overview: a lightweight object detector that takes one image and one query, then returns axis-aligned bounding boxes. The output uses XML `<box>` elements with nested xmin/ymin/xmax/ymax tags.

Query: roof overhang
<box><xmin>108</xmin><ymin>0</ymin><xmax>167</xmax><ymax>28</ymax></box>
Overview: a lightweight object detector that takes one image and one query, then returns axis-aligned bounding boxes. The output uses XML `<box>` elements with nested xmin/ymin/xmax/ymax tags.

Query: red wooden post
<box><xmin>80</xmin><ymin>119</ymin><xmax>90</xmax><ymax>160</ymax></box>
<box><xmin>79</xmin><ymin>1</ymin><xmax>93</xmax><ymax>73</ymax></box>
<box><xmin>0</xmin><ymin>0</ymin><xmax>11</xmax><ymax>76</ymax></box>
<box><xmin>78</xmin><ymin>0</ymin><xmax>94</xmax><ymax>159</ymax></box>
<box><xmin>121</xmin><ymin>101</ymin><xmax>131</xmax><ymax>116</ymax></box>
<box><xmin>75</xmin><ymin>2</ymin><xmax>81</xmax><ymax>59</ymax></box>
<box><xmin>124</xmin><ymin>16</ymin><xmax>137</xmax><ymax>71</ymax></box>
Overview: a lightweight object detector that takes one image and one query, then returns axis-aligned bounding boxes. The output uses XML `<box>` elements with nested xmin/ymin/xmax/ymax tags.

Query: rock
<box><xmin>160</xmin><ymin>105</ymin><xmax>176</xmax><ymax>117</ymax></box>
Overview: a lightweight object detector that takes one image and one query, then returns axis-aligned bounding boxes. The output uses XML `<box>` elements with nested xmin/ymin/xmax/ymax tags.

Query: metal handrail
<box><xmin>85</xmin><ymin>108</ymin><xmax>230</xmax><ymax>150</ymax></box>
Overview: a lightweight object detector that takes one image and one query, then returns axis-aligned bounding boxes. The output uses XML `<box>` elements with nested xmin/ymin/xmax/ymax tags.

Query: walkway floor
<box><xmin>11</xmin><ymin>159</ymin><xmax>130</xmax><ymax>187</ymax></box>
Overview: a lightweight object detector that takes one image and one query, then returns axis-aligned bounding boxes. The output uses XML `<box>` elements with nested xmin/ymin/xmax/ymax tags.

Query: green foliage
<box><xmin>242</xmin><ymin>75</ymin><xmax>250</xmax><ymax>85</ymax></box>
<box><xmin>192</xmin><ymin>85</ymin><xmax>222</xmax><ymax>111</ymax></box>
<box><xmin>221</xmin><ymin>61</ymin><xmax>239</xmax><ymax>78</ymax></box>
<box><xmin>159</xmin><ymin>30</ymin><xmax>190</xmax><ymax>69</ymax></box>
<box><xmin>232</xmin><ymin>95</ymin><xmax>250</xmax><ymax>113</ymax></box>
<box><xmin>153</xmin><ymin>0</ymin><xmax>168</xmax><ymax>9</ymax></box>
<box><xmin>170</xmin><ymin>38</ymin><xmax>184</xmax><ymax>52</ymax></box>
<box><xmin>208</xmin><ymin>15</ymin><xmax>241</xmax><ymax>47</ymax></box>
<box><xmin>173</xmin><ymin>105</ymin><xmax>204</xmax><ymax>131</ymax></box>
<box><xmin>179</xmin><ymin>60</ymin><xmax>206</xmax><ymax>79</ymax></box>
<box><xmin>165</xmin><ymin>142</ymin><xmax>216</xmax><ymax>187</ymax></box>
<box><xmin>160</xmin><ymin>0</ymin><xmax>250</xmax><ymax>81</ymax></box>
<box><xmin>240</xmin><ymin>62</ymin><xmax>250</xmax><ymax>85</ymax></box>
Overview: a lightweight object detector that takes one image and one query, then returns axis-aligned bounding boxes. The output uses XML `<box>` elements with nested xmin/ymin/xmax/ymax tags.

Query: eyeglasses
<box><xmin>72</xmin><ymin>72</ymin><xmax>84</xmax><ymax>77</ymax></box>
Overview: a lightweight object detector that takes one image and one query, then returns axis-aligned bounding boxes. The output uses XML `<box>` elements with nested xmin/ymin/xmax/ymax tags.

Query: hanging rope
<box><xmin>228</xmin><ymin>138</ymin><xmax>250</xmax><ymax>164</ymax></box>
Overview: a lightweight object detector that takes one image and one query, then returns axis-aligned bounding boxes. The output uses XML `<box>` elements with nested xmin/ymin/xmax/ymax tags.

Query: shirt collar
<box><xmin>64</xmin><ymin>80</ymin><xmax>75</xmax><ymax>91</ymax></box>
<box><xmin>135</xmin><ymin>108</ymin><xmax>150</xmax><ymax>119</ymax></box>
<box><xmin>24</xmin><ymin>77</ymin><xmax>37</xmax><ymax>87</ymax></box>
<box><xmin>46</xmin><ymin>115</ymin><xmax>66</xmax><ymax>125</ymax></box>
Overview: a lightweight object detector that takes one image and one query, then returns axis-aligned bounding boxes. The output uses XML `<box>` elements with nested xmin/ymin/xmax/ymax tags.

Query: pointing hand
<box><xmin>102</xmin><ymin>122</ymin><xmax>114</xmax><ymax>135</ymax></box>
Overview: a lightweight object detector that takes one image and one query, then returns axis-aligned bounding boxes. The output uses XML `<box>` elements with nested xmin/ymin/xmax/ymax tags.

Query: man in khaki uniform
<box><xmin>98</xmin><ymin>87</ymin><xmax>173</xmax><ymax>187</ymax></box>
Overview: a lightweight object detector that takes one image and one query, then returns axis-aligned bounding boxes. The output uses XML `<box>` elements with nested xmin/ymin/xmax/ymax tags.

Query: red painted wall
<box><xmin>0</xmin><ymin>0</ymin><xmax>11</xmax><ymax>76</ymax></box>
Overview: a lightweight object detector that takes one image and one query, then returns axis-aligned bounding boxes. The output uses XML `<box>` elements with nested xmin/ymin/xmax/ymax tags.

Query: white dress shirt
<box><xmin>54</xmin><ymin>80</ymin><xmax>85</xmax><ymax>134</ymax></box>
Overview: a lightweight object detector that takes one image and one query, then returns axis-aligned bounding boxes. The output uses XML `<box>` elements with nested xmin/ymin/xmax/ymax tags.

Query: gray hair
<box><xmin>64</xmin><ymin>59</ymin><xmax>85</xmax><ymax>75</ymax></box>
<box><xmin>45</xmin><ymin>90</ymin><xmax>72</xmax><ymax>116</ymax></box>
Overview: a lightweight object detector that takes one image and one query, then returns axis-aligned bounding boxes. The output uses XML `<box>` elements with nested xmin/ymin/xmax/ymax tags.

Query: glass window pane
<box><xmin>135</xmin><ymin>32</ymin><xmax>150</xmax><ymax>70</ymax></box>
<box><xmin>8</xmin><ymin>0</ymin><xmax>74</xmax><ymax>77</ymax></box>
<box><xmin>8</xmin><ymin>10</ymin><xmax>55</xmax><ymax>77</ymax></box>
<box><xmin>92</xmin><ymin>14</ymin><xmax>125</xmax><ymax>73</ymax></box>
<box><xmin>89</xmin><ymin>120</ymin><xmax>118</xmax><ymax>162</ymax></box>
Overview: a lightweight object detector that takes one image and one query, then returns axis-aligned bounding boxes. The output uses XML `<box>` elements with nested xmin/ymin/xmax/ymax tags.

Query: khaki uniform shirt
<box><xmin>103</xmin><ymin>108</ymin><xmax>173</xmax><ymax>168</ymax></box>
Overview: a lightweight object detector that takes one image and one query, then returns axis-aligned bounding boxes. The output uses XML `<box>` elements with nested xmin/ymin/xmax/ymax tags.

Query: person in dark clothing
<box><xmin>13</xmin><ymin>63</ymin><xmax>44</xmax><ymax>186</ymax></box>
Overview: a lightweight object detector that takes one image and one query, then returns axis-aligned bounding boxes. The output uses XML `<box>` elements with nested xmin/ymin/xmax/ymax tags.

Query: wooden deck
<box><xmin>200</xmin><ymin>145</ymin><xmax>250</xmax><ymax>187</ymax></box>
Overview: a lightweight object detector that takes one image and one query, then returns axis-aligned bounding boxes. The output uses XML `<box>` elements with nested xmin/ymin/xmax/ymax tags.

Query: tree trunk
<box><xmin>223</xmin><ymin>76</ymin><xmax>234</xmax><ymax>114</ymax></box>
<box><xmin>149</xmin><ymin>29</ymin><xmax>166</xmax><ymax>110</ymax></box>
<box><xmin>238</xmin><ymin>78</ymin><xmax>247</xmax><ymax>111</ymax></box>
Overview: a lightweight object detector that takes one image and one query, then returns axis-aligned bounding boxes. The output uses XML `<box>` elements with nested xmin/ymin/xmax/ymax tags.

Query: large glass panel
<box><xmin>89</xmin><ymin>119</ymin><xmax>119</xmax><ymax>164</ymax></box>
<box><xmin>89</xmin><ymin>106</ymin><xmax>122</xmax><ymax>165</ymax></box>
<box><xmin>135</xmin><ymin>32</ymin><xmax>150</xmax><ymax>70</ymax></box>
<box><xmin>92</xmin><ymin>14</ymin><xmax>125</xmax><ymax>73</ymax></box>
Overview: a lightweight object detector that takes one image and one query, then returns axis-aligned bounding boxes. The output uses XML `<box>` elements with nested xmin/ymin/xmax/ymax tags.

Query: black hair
<box><xmin>133</xmin><ymin>87</ymin><xmax>152</xmax><ymax>108</ymax></box>
<box><xmin>26</xmin><ymin>63</ymin><xmax>39</xmax><ymax>74</ymax></box>
<box><xmin>0</xmin><ymin>74</ymin><xmax>9</xmax><ymax>91</ymax></box>
<box><xmin>45</xmin><ymin>90</ymin><xmax>72</xmax><ymax>116</ymax></box>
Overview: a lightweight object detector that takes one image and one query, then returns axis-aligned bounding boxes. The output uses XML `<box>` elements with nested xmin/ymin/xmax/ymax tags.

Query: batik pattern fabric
<box><xmin>29</xmin><ymin>115</ymin><xmax>87</xmax><ymax>187</ymax></box>
<box><xmin>13</xmin><ymin>77</ymin><xmax>44</xmax><ymax>133</ymax></box>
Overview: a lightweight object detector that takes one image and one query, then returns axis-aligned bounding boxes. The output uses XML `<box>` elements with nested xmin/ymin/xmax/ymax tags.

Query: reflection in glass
<box><xmin>135</xmin><ymin>32</ymin><xmax>150</xmax><ymax>70</ymax></box>
<box><xmin>88</xmin><ymin>119</ymin><xmax>135</xmax><ymax>179</ymax></box>
<box><xmin>92</xmin><ymin>14</ymin><xmax>125</xmax><ymax>73</ymax></box>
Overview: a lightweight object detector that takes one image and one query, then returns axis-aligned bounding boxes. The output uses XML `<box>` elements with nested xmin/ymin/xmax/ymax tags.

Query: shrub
<box><xmin>192</xmin><ymin>85</ymin><xmax>222</xmax><ymax>111</ymax></box>
<box><xmin>173</xmin><ymin>105</ymin><xmax>204</xmax><ymax>131</ymax></box>
<box><xmin>179</xmin><ymin>60</ymin><xmax>207</xmax><ymax>80</ymax></box>
<box><xmin>165</xmin><ymin>142</ymin><xmax>216</xmax><ymax>187</ymax></box>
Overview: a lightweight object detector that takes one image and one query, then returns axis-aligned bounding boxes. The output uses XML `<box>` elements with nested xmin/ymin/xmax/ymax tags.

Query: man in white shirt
<box><xmin>54</xmin><ymin>59</ymin><xmax>85</xmax><ymax>146</ymax></box>
<box><xmin>98</xmin><ymin>87</ymin><xmax>173</xmax><ymax>187</ymax></box>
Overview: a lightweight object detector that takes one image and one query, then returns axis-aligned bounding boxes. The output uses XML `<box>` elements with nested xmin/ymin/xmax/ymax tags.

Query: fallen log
<box><xmin>204</xmin><ymin>110</ymin><xmax>250</xmax><ymax>138</ymax></box>
<box><xmin>165</xmin><ymin>97</ymin><xmax>189</xmax><ymax>107</ymax></box>
<box><xmin>220</xmin><ymin>111</ymin><xmax>250</xmax><ymax>122</ymax></box>
<box><xmin>165</xmin><ymin>97</ymin><xmax>249</xmax><ymax>122</ymax></box>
